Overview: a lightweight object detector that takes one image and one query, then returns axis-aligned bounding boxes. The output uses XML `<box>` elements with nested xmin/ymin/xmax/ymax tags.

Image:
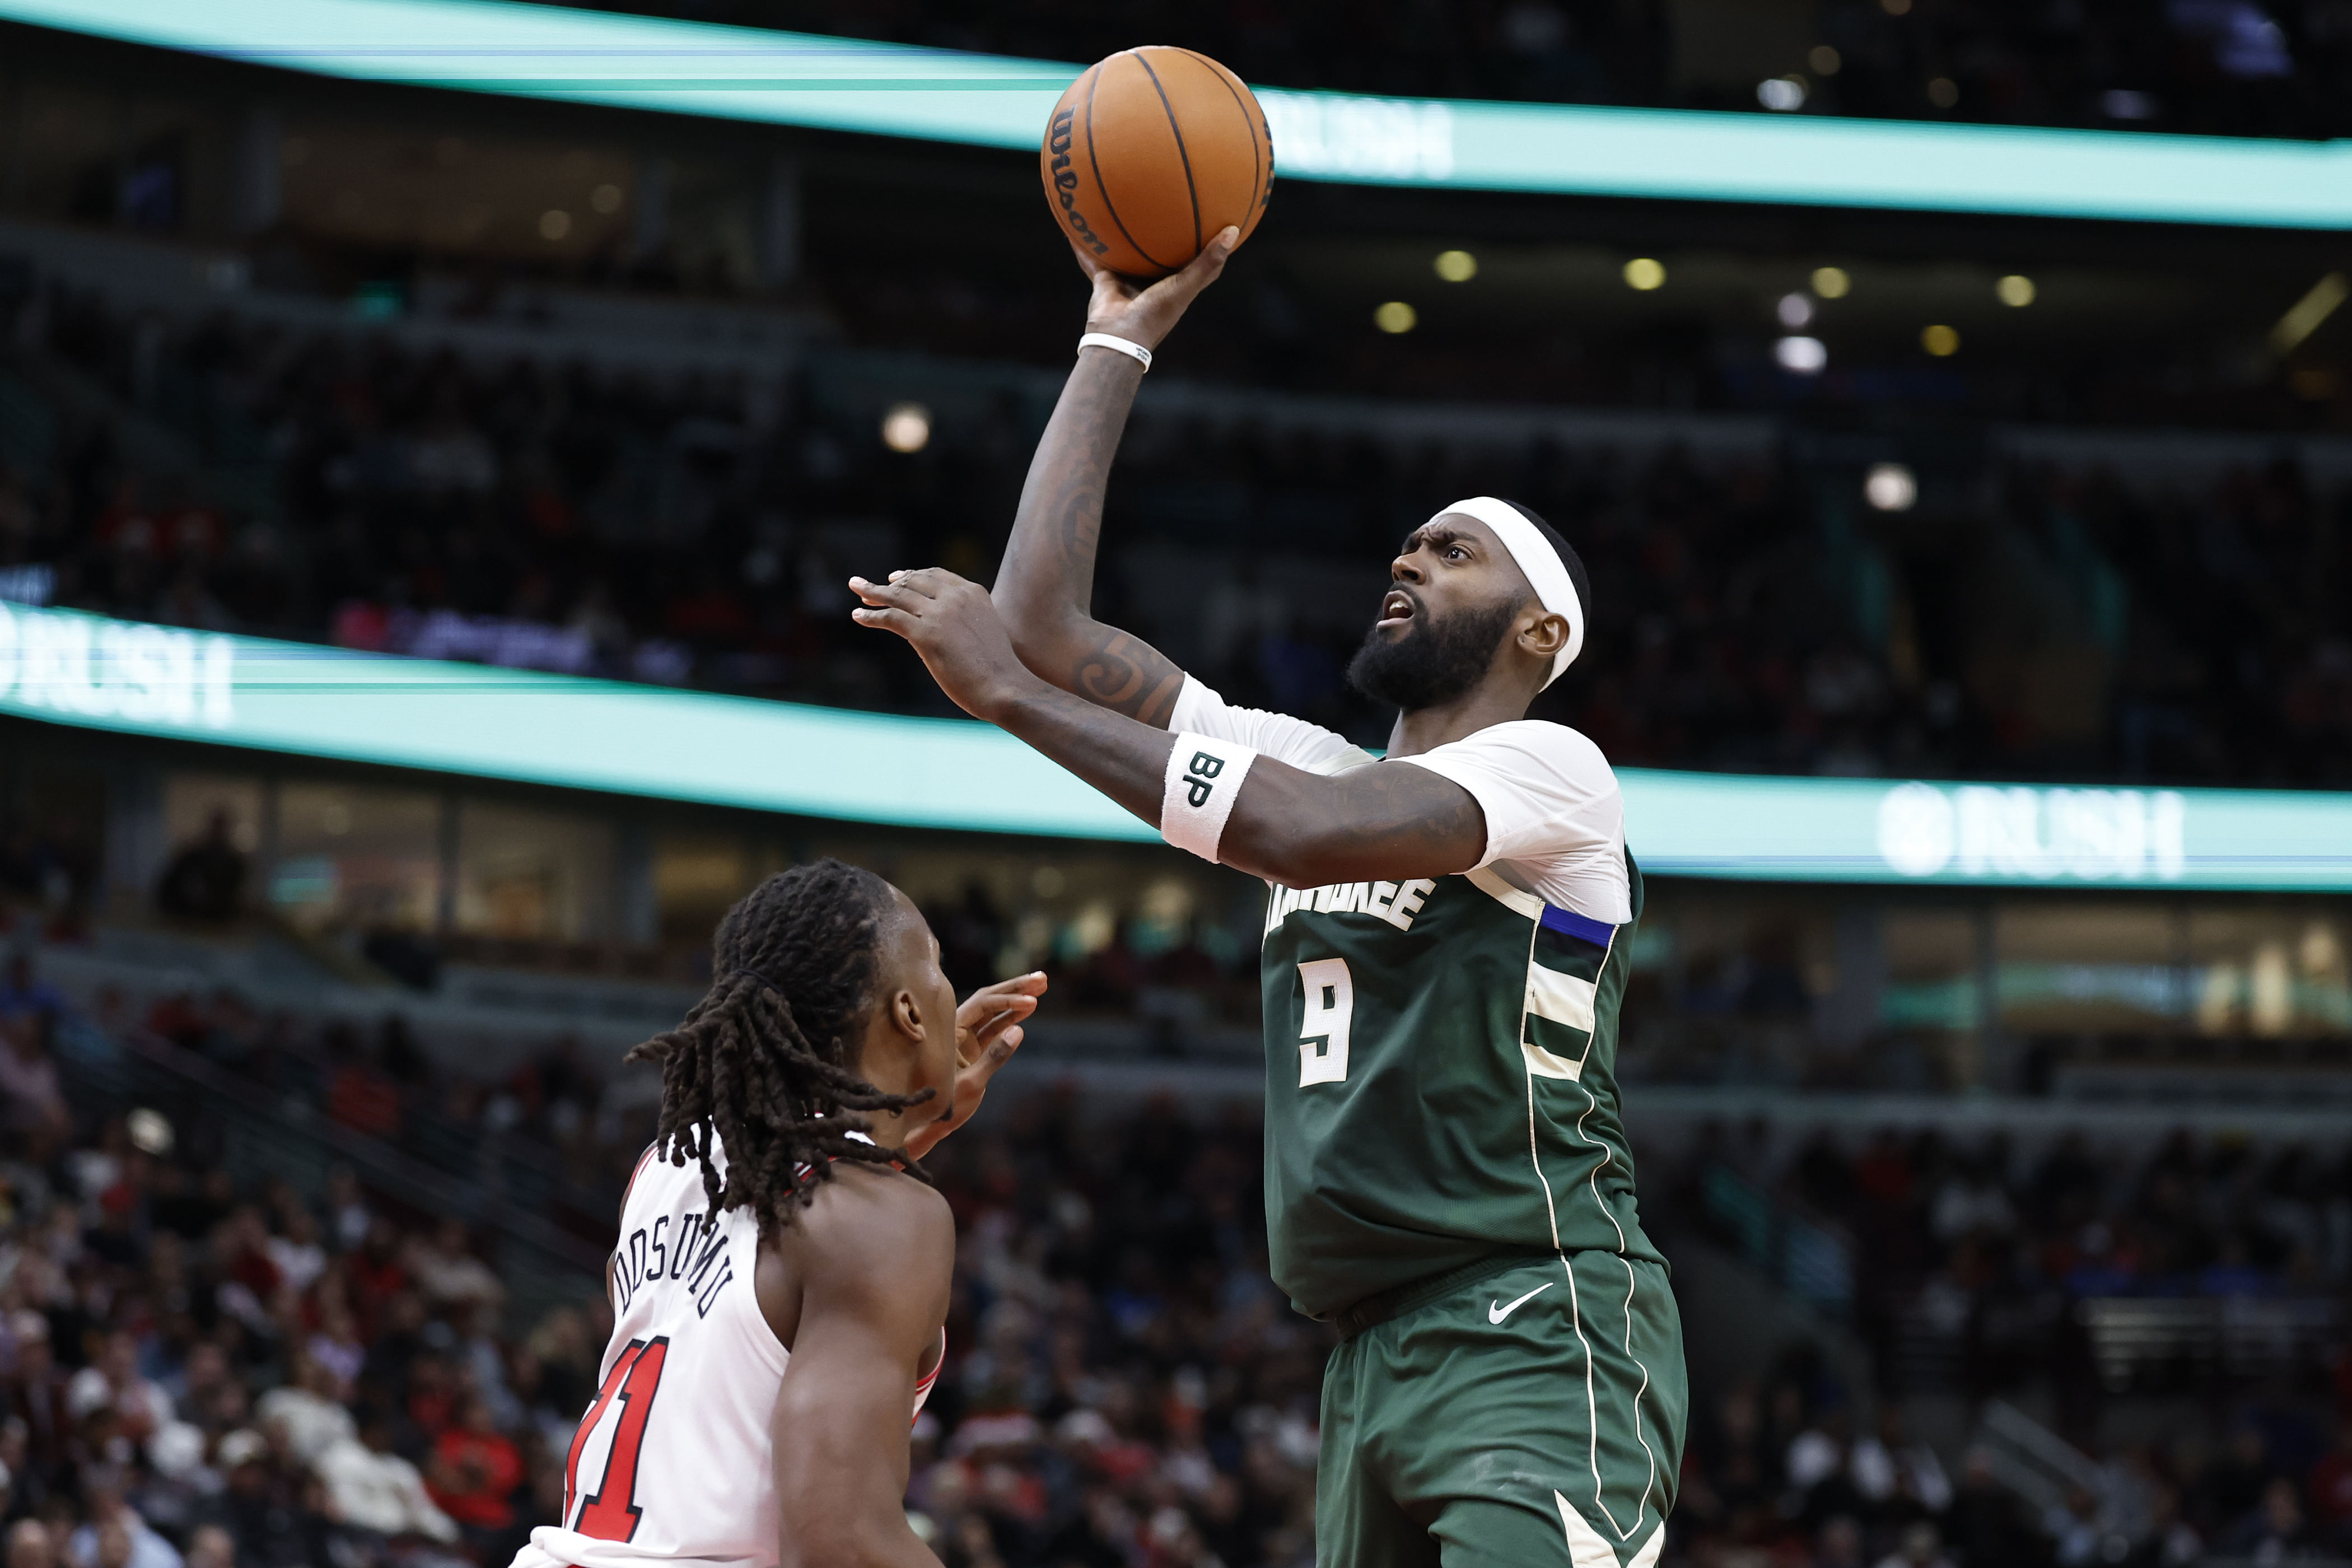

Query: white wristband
<box><xmin>1161</xmin><ymin>734</ymin><xmax>1257</xmax><ymax>863</ymax></box>
<box><xmin>1078</xmin><ymin>332</ymin><xmax>1152</xmax><ymax>371</ymax></box>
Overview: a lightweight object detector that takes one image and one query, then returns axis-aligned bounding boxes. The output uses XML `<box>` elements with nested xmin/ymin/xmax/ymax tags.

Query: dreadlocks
<box><xmin>626</xmin><ymin>859</ymin><xmax>933</xmax><ymax>1235</ymax></box>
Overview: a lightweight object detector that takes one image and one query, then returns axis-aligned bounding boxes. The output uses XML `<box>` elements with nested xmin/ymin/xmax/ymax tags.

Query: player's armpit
<box><xmin>1218</xmin><ymin>754</ymin><xmax>1491</xmax><ymax>888</ymax></box>
<box><xmin>770</xmin><ymin>1173</ymin><xmax>954</xmax><ymax>1568</ymax></box>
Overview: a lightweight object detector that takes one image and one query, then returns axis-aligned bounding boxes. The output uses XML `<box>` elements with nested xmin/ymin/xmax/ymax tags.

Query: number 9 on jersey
<box><xmin>1297</xmin><ymin>958</ymin><xmax>1353</xmax><ymax>1086</ymax></box>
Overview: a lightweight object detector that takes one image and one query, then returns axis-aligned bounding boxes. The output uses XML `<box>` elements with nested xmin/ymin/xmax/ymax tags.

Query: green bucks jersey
<box><xmin>1257</xmin><ymin>859</ymin><xmax>1661</xmax><ymax>1320</ymax></box>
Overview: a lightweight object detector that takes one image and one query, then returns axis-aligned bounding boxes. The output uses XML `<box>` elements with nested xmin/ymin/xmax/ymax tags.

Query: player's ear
<box><xmin>1521</xmin><ymin>609</ymin><xmax>1568</xmax><ymax>661</ymax></box>
<box><xmin>887</xmin><ymin>988</ymin><xmax>929</xmax><ymax>1043</ymax></box>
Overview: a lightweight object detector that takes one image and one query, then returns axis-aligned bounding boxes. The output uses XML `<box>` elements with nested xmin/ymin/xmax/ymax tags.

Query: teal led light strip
<box><xmin>4</xmin><ymin>606</ymin><xmax>2352</xmax><ymax>889</ymax></box>
<box><xmin>6</xmin><ymin>0</ymin><xmax>2352</xmax><ymax>227</ymax></box>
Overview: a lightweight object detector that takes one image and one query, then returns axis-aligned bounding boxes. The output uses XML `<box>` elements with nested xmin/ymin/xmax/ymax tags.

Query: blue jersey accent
<box><xmin>1540</xmin><ymin>904</ymin><xmax>1617</xmax><ymax>948</ymax></box>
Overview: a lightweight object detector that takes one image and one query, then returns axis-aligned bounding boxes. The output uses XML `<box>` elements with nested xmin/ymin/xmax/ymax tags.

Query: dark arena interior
<box><xmin>1</xmin><ymin>2</ymin><xmax>2351</xmax><ymax>1565</ymax></box>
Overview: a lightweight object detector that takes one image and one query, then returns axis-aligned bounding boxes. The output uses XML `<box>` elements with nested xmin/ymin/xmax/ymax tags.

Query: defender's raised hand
<box><xmin>1074</xmin><ymin>225</ymin><xmax>1239</xmax><ymax>352</ymax></box>
<box><xmin>850</xmin><ymin>568</ymin><xmax>1042</xmax><ymax>721</ymax></box>
<box><xmin>900</xmin><ymin>971</ymin><xmax>1047</xmax><ymax>1160</ymax></box>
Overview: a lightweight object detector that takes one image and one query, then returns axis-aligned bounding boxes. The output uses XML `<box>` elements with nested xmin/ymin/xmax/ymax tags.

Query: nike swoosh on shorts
<box><xmin>1487</xmin><ymin>1281</ymin><xmax>1555</xmax><ymax>1323</ymax></box>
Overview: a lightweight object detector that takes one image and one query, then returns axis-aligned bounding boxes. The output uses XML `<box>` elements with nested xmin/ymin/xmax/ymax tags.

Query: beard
<box><xmin>1346</xmin><ymin>591</ymin><xmax>1519</xmax><ymax>712</ymax></box>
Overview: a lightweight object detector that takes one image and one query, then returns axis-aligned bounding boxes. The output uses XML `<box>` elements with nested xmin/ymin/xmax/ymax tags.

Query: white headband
<box><xmin>1432</xmin><ymin>496</ymin><xmax>1585</xmax><ymax>688</ymax></box>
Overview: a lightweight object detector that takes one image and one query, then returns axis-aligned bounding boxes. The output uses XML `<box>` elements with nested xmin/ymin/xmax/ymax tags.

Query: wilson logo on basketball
<box><xmin>1047</xmin><ymin>110</ymin><xmax>1112</xmax><ymax>258</ymax></box>
<box><xmin>1038</xmin><ymin>48</ymin><xmax>1273</xmax><ymax>280</ymax></box>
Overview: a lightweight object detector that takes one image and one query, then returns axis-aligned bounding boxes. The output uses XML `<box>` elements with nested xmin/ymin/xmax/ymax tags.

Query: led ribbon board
<box><xmin>6</xmin><ymin>0</ymin><xmax>2352</xmax><ymax>227</ymax></box>
<box><xmin>4</xmin><ymin>606</ymin><xmax>2352</xmax><ymax>889</ymax></box>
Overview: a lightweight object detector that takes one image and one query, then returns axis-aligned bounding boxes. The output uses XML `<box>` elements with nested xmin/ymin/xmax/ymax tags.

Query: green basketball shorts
<box><xmin>1317</xmin><ymin>1251</ymin><xmax>1686</xmax><ymax>1568</ymax></box>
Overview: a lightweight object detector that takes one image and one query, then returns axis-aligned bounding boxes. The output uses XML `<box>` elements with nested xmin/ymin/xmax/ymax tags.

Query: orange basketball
<box><xmin>1040</xmin><ymin>47</ymin><xmax>1273</xmax><ymax>280</ymax></box>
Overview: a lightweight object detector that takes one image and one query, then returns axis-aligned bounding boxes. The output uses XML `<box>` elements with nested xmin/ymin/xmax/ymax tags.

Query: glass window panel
<box><xmin>11</xmin><ymin>755</ymin><xmax>109</xmax><ymax>917</ymax></box>
<box><xmin>162</xmin><ymin>773</ymin><xmax>263</xmax><ymax>857</ymax></box>
<box><xmin>1995</xmin><ymin>901</ymin><xmax>2183</xmax><ymax>1032</ymax></box>
<box><xmin>1882</xmin><ymin>912</ymin><xmax>1977</xmax><ymax>1032</ymax></box>
<box><xmin>274</xmin><ymin>783</ymin><xmax>440</xmax><ymax>934</ymax></box>
<box><xmin>157</xmin><ymin>772</ymin><xmax>264</xmax><ymax>920</ymax></box>
<box><xmin>655</xmin><ymin>834</ymin><xmax>749</xmax><ymax>944</ymax></box>
<box><xmin>456</xmin><ymin>801</ymin><xmax>615</xmax><ymax>941</ymax></box>
<box><xmin>2188</xmin><ymin>905</ymin><xmax>2352</xmax><ymax>1039</ymax></box>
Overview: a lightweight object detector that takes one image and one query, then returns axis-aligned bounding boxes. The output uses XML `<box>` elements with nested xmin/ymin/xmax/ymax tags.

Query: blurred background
<box><xmin>1</xmin><ymin>2</ymin><xmax>2351</xmax><ymax>1565</ymax></box>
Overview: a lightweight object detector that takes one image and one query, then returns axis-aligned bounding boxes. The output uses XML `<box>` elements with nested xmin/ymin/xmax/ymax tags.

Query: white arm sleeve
<box><xmin>1392</xmin><ymin>721</ymin><xmax>1632</xmax><ymax>922</ymax></box>
<box><xmin>1167</xmin><ymin>675</ymin><xmax>1372</xmax><ymax>776</ymax></box>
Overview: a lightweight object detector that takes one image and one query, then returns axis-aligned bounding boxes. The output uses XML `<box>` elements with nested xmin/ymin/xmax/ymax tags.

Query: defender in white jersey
<box><xmin>514</xmin><ymin>860</ymin><xmax>1044</xmax><ymax>1568</ymax></box>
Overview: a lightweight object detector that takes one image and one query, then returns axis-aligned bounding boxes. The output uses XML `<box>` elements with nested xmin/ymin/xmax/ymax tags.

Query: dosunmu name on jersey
<box><xmin>609</xmin><ymin>1200</ymin><xmax>739</xmax><ymax>1321</ymax></box>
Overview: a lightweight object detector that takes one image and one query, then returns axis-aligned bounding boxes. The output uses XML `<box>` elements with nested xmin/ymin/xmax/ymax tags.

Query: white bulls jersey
<box><xmin>515</xmin><ymin>1137</ymin><xmax>941</xmax><ymax>1568</ymax></box>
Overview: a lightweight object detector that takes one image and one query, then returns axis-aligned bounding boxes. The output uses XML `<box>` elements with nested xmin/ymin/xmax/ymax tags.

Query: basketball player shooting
<box><xmin>848</xmin><ymin>235</ymin><xmax>1686</xmax><ymax>1566</ymax></box>
<box><xmin>516</xmin><ymin>862</ymin><xmax>1044</xmax><ymax>1568</ymax></box>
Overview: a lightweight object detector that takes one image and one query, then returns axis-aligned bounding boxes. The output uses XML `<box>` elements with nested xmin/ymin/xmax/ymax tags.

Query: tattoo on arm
<box><xmin>996</xmin><ymin>355</ymin><xmax>1189</xmax><ymax>725</ymax></box>
<box><xmin>1046</xmin><ymin>468</ymin><xmax>1105</xmax><ymax>590</ymax></box>
<box><xmin>1073</xmin><ymin>632</ymin><xmax>1185</xmax><ymax>725</ymax></box>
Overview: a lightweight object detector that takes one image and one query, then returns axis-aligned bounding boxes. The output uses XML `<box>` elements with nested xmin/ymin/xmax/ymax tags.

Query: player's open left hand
<box><xmin>1075</xmin><ymin>224</ymin><xmax>1239</xmax><ymax>352</ymax></box>
<box><xmin>902</xmin><ymin>970</ymin><xmax>1047</xmax><ymax>1160</ymax></box>
<box><xmin>850</xmin><ymin>567</ymin><xmax>1037</xmax><ymax>721</ymax></box>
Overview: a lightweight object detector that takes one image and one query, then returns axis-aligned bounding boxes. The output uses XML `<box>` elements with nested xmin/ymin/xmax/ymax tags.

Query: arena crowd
<box><xmin>4</xmin><ymin>287</ymin><xmax>2349</xmax><ymax>791</ymax></box>
<box><xmin>1675</xmin><ymin>1121</ymin><xmax>2352</xmax><ymax>1566</ymax></box>
<box><xmin>0</xmin><ymin>946</ymin><xmax>2349</xmax><ymax>1566</ymax></box>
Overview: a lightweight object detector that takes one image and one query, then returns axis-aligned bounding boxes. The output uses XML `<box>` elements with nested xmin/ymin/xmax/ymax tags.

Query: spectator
<box><xmin>2310</xmin><ymin>1418</ymin><xmax>2352</xmax><ymax>1547</ymax></box>
<box><xmin>2141</xmin><ymin>1484</ymin><xmax>2203</xmax><ymax>1566</ymax></box>
<box><xmin>323</xmin><ymin>1171</ymin><xmax>371</xmax><ymax>1256</ymax></box>
<box><xmin>403</xmin><ymin>1224</ymin><xmax>503</xmax><ymax>1318</ymax></box>
<box><xmin>0</xmin><ymin>1016</ymin><xmax>67</xmax><ymax>1139</ymax></box>
<box><xmin>203</xmin><ymin>1431</ymin><xmax>318</xmax><ymax>1568</ymax></box>
<box><xmin>5</xmin><ymin>1520</ymin><xmax>51</xmax><ymax>1568</ymax></box>
<box><xmin>424</xmin><ymin>1396</ymin><xmax>521</xmax><ymax>1550</ymax></box>
<box><xmin>303</xmin><ymin>1301</ymin><xmax>365</xmax><ymax>1403</ymax></box>
<box><xmin>1851</xmin><ymin>1408</ymin><xmax>1954</xmax><ymax>1520</ymax></box>
<box><xmin>2219</xmin><ymin>1474</ymin><xmax>2317</xmax><ymax>1559</ymax></box>
<box><xmin>253</xmin><ymin>1356</ymin><xmax>354</xmax><ymax>1471</ymax></box>
<box><xmin>0</xmin><ymin>958</ymin><xmax>63</xmax><ymax>1022</ymax></box>
<box><xmin>1817</xmin><ymin>1513</ymin><xmax>1868</xmax><ymax>1568</ymax></box>
<box><xmin>153</xmin><ymin>814</ymin><xmax>245</xmax><ymax>925</ymax></box>
<box><xmin>65</xmin><ymin>1482</ymin><xmax>180</xmax><ymax>1568</ymax></box>
<box><xmin>64</xmin><ymin>1335</ymin><xmax>172</xmax><ymax>1446</ymax></box>
<box><xmin>5</xmin><ymin>1318</ymin><xmax>70</xmax><ymax>1482</ymax></box>
<box><xmin>1873</xmin><ymin>1519</ymin><xmax>1954</xmax><ymax>1568</ymax></box>
<box><xmin>313</xmin><ymin>1417</ymin><xmax>458</xmax><ymax>1546</ymax></box>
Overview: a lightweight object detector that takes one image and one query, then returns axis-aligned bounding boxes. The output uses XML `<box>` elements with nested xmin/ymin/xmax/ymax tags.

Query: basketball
<box><xmin>1040</xmin><ymin>47</ymin><xmax>1273</xmax><ymax>279</ymax></box>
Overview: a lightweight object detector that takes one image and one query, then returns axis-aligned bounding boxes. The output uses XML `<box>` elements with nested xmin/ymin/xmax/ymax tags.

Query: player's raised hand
<box><xmin>901</xmin><ymin>970</ymin><xmax>1047</xmax><ymax>1160</ymax></box>
<box><xmin>850</xmin><ymin>567</ymin><xmax>1040</xmax><ymax>721</ymax></box>
<box><xmin>1075</xmin><ymin>225</ymin><xmax>1239</xmax><ymax>352</ymax></box>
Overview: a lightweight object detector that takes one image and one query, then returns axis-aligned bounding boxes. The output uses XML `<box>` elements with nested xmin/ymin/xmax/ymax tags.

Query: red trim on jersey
<box><xmin>622</xmin><ymin>1143</ymin><xmax>661</xmax><ymax>1212</ymax></box>
<box><xmin>914</xmin><ymin>1338</ymin><xmax>945</xmax><ymax>1397</ymax></box>
<box><xmin>611</xmin><ymin>1145</ymin><xmax>664</xmax><ymax>1290</ymax></box>
<box><xmin>910</xmin><ymin>1328</ymin><xmax>946</xmax><ymax>1429</ymax></box>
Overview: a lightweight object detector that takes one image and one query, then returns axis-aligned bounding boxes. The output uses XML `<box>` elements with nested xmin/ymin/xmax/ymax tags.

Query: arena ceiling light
<box><xmin>2271</xmin><ymin>272</ymin><xmax>2350</xmax><ymax>353</ymax></box>
<box><xmin>9</xmin><ymin>0</ymin><xmax>2352</xmax><ymax>228</ymax></box>
<box><xmin>8</xmin><ymin>604</ymin><xmax>2352</xmax><ymax>890</ymax></box>
<box><xmin>1774</xmin><ymin>335</ymin><xmax>1827</xmax><ymax>374</ymax></box>
<box><xmin>1864</xmin><ymin>462</ymin><xmax>1917</xmax><ymax>511</ymax></box>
